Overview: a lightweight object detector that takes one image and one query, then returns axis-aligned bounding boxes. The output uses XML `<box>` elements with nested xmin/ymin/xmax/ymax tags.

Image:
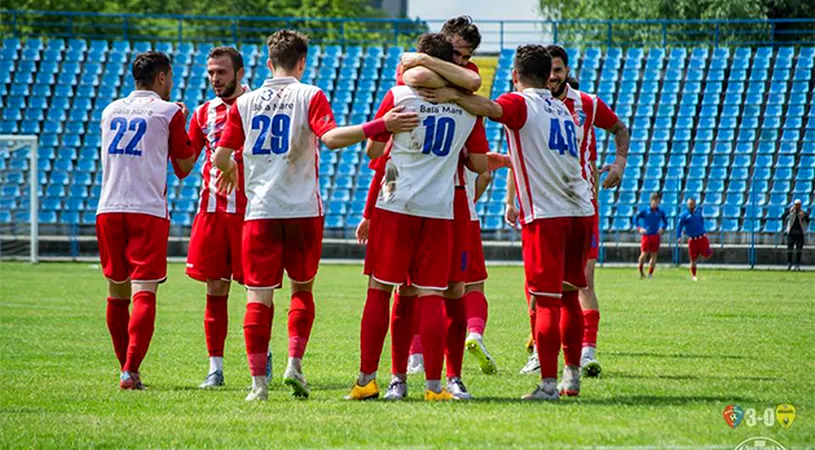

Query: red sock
<box><xmin>534</xmin><ymin>295</ymin><xmax>561</xmax><ymax>379</ymax></box>
<box><xmin>444</xmin><ymin>297</ymin><xmax>467</xmax><ymax>379</ymax></box>
<box><xmin>244</xmin><ymin>302</ymin><xmax>273</xmax><ymax>376</ymax></box>
<box><xmin>559</xmin><ymin>290</ymin><xmax>583</xmax><ymax>368</ymax></box>
<box><xmin>463</xmin><ymin>291</ymin><xmax>488</xmax><ymax>335</ymax></box>
<box><xmin>583</xmin><ymin>309</ymin><xmax>600</xmax><ymax>348</ymax></box>
<box><xmin>419</xmin><ymin>295</ymin><xmax>446</xmax><ymax>381</ymax></box>
<box><xmin>359</xmin><ymin>288</ymin><xmax>390</xmax><ymax>373</ymax></box>
<box><xmin>204</xmin><ymin>294</ymin><xmax>228</xmax><ymax>358</ymax></box>
<box><xmin>390</xmin><ymin>293</ymin><xmax>416</xmax><ymax>375</ymax></box>
<box><xmin>649</xmin><ymin>265</ymin><xmax>655</xmax><ymax>275</ymax></box>
<box><xmin>638</xmin><ymin>263</ymin><xmax>644</xmax><ymax>276</ymax></box>
<box><xmin>691</xmin><ymin>265</ymin><xmax>697</xmax><ymax>276</ymax></box>
<box><xmin>409</xmin><ymin>306</ymin><xmax>423</xmax><ymax>355</ymax></box>
<box><xmin>288</xmin><ymin>291</ymin><xmax>315</xmax><ymax>359</ymax></box>
<box><xmin>123</xmin><ymin>291</ymin><xmax>156</xmax><ymax>374</ymax></box>
<box><xmin>106</xmin><ymin>297</ymin><xmax>130</xmax><ymax>369</ymax></box>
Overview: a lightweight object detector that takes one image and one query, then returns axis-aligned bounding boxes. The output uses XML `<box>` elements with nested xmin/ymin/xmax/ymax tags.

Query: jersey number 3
<box><xmin>107</xmin><ymin>117</ymin><xmax>147</xmax><ymax>156</ymax></box>
<box><xmin>251</xmin><ymin>114</ymin><xmax>291</xmax><ymax>155</ymax></box>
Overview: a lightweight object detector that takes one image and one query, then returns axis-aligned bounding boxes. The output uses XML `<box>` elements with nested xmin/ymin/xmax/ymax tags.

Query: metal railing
<box><xmin>3</xmin><ymin>11</ymin><xmax>815</xmax><ymax>51</ymax></box>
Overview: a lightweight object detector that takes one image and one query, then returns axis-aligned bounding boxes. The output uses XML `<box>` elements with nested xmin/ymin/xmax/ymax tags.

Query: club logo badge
<box><xmin>775</xmin><ymin>404</ymin><xmax>796</xmax><ymax>429</ymax></box>
<box><xmin>723</xmin><ymin>404</ymin><xmax>745</xmax><ymax>428</ymax></box>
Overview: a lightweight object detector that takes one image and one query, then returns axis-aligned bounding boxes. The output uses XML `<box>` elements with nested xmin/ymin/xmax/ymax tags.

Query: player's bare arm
<box><xmin>170</xmin><ymin>102</ymin><xmax>197</xmax><ymax>176</ymax></box>
<box><xmin>420</xmin><ymin>88</ymin><xmax>504</xmax><ymax>120</ymax></box>
<box><xmin>212</xmin><ymin>146</ymin><xmax>238</xmax><ymax>194</ymax></box>
<box><xmin>599</xmin><ymin>120</ymin><xmax>630</xmax><ymax>189</ymax></box>
<box><xmin>401</xmin><ymin>52</ymin><xmax>481</xmax><ymax>92</ymax></box>
<box><xmin>321</xmin><ymin>105</ymin><xmax>419</xmax><ymax>150</ymax></box>
<box><xmin>466</xmin><ymin>153</ymin><xmax>489</xmax><ymax>174</ymax></box>
<box><xmin>505</xmin><ymin>172</ymin><xmax>519</xmax><ymax>228</ymax></box>
<box><xmin>401</xmin><ymin>66</ymin><xmax>448</xmax><ymax>89</ymax></box>
<box><xmin>365</xmin><ymin>139</ymin><xmax>388</xmax><ymax>159</ymax></box>
<box><xmin>473</xmin><ymin>171</ymin><xmax>493</xmax><ymax>201</ymax></box>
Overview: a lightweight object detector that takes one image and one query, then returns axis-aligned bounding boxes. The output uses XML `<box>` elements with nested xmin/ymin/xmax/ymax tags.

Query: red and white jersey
<box><xmin>463</xmin><ymin>168</ymin><xmax>480</xmax><ymax>222</ymax></box>
<box><xmin>494</xmin><ymin>88</ymin><xmax>594</xmax><ymax>225</ymax></box>
<box><xmin>97</xmin><ymin>90</ymin><xmax>194</xmax><ymax>219</ymax></box>
<box><xmin>219</xmin><ymin>77</ymin><xmax>337</xmax><ymax>221</ymax></box>
<box><xmin>189</xmin><ymin>96</ymin><xmax>247</xmax><ymax>214</ymax></box>
<box><xmin>372</xmin><ymin>86</ymin><xmax>489</xmax><ymax>220</ymax></box>
<box><xmin>562</xmin><ymin>85</ymin><xmax>619</xmax><ymax>192</ymax></box>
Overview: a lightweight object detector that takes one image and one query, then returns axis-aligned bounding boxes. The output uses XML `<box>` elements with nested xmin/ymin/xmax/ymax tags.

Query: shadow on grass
<box><xmin>606</xmin><ymin>351</ymin><xmax>747</xmax><ymax>360</ymax></box>
<box><xmin>473</xmin><ymin>395</ymin><xmax>758</xmax><ymax>406</ymax></box>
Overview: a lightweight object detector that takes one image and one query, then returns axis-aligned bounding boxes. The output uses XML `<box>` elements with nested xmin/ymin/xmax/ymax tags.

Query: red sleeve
<box><xmin>493</xmin><ymin>93</ymin><xmax>527</xmax><ymax>130</ymax></box>
<box><xmin>308</xmin><ymin>90</ymin><xmax>337</xmax><ymax>137</ymax></box>
<box><xmin>465</xmin><ymin>61</ymin><xmax>480</xmax><ymax>74</ymax></box>
<box><xmin>395</xmin><ymin>63</ymin><xmax>404</xmax><ymax>85</ymax></box>
<box><xmin>363</xmin><ymin>168</ymin><xmax>385</xmax><ymax>219</ymax></box>
<box><xmin>464</xmin><ymin>119</ymin><xmax>489</xmax><ymax>154</ymax></box>
<box><xmin>168</xmin><ymin>109</ymin><xmax>195</xmax><ymax>178</ymax></box>
<box><xmin>219</xmin><ymin>104</ymin><xmax>245</xmax><ymax>150</ymax></box>
<box><xmin>593</xmin><ymin>97</ymin><xmax>619</xmax><ymax>130</ymax></box>
<box><xmin>187</xmin><ymin>107</ymin><xmax>206</xmax><ymax>161</ymax></box>
<box><xmin>370</xmin><ymin>90</ymin><xmax>395</xmax><ymax>142</ymax></box>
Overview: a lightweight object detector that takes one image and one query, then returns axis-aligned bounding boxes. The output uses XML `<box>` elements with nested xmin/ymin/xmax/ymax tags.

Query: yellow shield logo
<box><xmin>776</xmin><ymin>404</ymin><xmax>796</xmax><ymax>429</ymax></box>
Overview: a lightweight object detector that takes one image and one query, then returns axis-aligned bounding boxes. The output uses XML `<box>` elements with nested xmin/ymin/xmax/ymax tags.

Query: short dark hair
<box><xmin>132</xmin><ymin>51</ymin><xmax>172</xmax><ymax>87</ymax></box>
<box><xmin>441</xmin><ymin>15</ymin><xmax>481</xmax><ymax>51</ymax></box>
<box><xmin>650</xmin><ymin>192</ymin><xmax>662</xmax><ymax>202</ymax></box>
<box><xmin>416</xmin><ymin>33</ymin><xmax>454</xmax><ymax>63</ymax></box>
<box><xmin>514</xmin><ymin>44</ymin><xmax>551</xmax><ymax>87</ymax></box>
<box><xmin>546</xmin><ymin>44</ymin><xmax>569</xmax><ymax>67</ymax></box>
<box><xmin>208</xmin><ymin>46</ymin><xmax>244</xmax><ymax>71</ymax></box>
<box><xmin>266</xmin><ymin>30</ymin><xmax>309</xmax><ymax>72</ymax></box>
<box><xmin>567</xmin><ymin>76</ymin><xmax>579</xmax><ymax>89</ymax></box>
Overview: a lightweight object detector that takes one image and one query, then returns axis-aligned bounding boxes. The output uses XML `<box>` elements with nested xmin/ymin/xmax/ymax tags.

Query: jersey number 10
<box><xmin>107</xmin><ymin>117</ymin><xmax>147</xmax><ymax>156</ymax></box>
<box><xmin>422</xmin><ymin>115</ymin><xmax>456</xmax><ymax>157</ymax></box>
<box><xmin>251</xmin><ymin>114</ymin><xmax>291</xmax><ymax>155</ymax></box>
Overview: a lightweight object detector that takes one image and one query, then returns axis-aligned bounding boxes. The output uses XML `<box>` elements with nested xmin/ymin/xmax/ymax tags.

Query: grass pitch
<box><xmin>0</xmin><ymin>262</ymin><xmax>813</xmax><ymax>449</ymax></box>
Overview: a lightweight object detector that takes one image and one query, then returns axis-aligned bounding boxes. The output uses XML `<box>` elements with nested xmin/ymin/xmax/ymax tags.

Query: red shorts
<box><xmin>688</xmin><ymin>235</ymin><xmax>713</xmax><ymax>260</ymax></box>
<box><xmin>587</xmin><ymin>211</ymin><xmax>600</xmax><ymax>260</ymax></box>
<box><xmin>522</xmin><ymin>216</ymin><xmax>593</xmax><ymax>296</ymax></box>
<box><xmin>242</xmin><ymin>217</ymin><xmax>324</xmax><ymax>290</ymax></box>
<box><xmin>641</xmin><ymin>234</ymin><xmax>661</xmax><ymax>253</ymax></box>
<box><xmin>364</xmin><ymin>208</ymin><xmax>452</xmax><ymax>290</ymax></box>
<box><xmin>96</xmin><ymin>212</ymin><xmax>170</xmax><ymax>283</ymax></box>
<box><xmin>186</xmin><ymin>212</ymin><xmax>244</xmax><ymax>284</ymax></box>
<box><xmin>464</xmin><ymin>220</ymin><xmax>488</xmax><ymax>285</ymax></box>
<box><xmin>449</xmin><ymin>188</ymin><xmax>472</xmax><ymax>283</ymax></box>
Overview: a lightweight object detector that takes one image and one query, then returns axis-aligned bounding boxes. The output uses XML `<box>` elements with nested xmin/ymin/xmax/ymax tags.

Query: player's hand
<box><xmin>383</xmin><ymin>105</ymin><xmax>420</xmax><ymax>133</ymax></box>
<box><xmin>416</xmin><ymin>86</ymin><xmax>459</xmax><ymax>104</ymax></box>
<box><xmin>659</xmin><ymin>228</ymin><xmax>665</xmax><ymax>235</ymax></box>
<box><xmin>505</xmin><ymin>203</ymin><xmax>519</xmax><ymax>229</ymax></box>
<box><xmin>600</xmin><ymin>162</ymin><xmax>624</xmax><ymax>189</ymax></box>
<box><xmin>175</xmin><ymin>102</ymin><xmax>190</xmax><ymax>119</ymax></box>
<box><xmin>400</xmin><ymin>52</ymin><xmax>426</xmax><ymax>70</ymax></box>
<box><xmin>487</xmin><ymin>152</ymin><xmax>513</xmax><ymax>171</ymax></box>
<box><xmin>638</xmin><ymin>227</ymin><xmax>646</xmax><ymax>234</ymax></box>
<box><xmin>215</xmin><ymin>159</ymin><xmax>238</xmax><ymax>195</ymax></box>
<box><xmin>356</xmin><ymin>218</ymin><xmax>370</xmax><ymax>244</ymax></box>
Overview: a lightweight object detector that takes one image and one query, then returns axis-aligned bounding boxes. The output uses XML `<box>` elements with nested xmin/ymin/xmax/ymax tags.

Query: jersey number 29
<box><xmin>251</xmin><ymin>114</ymin><xmax>291</xmax><ymax>155</ymax></box>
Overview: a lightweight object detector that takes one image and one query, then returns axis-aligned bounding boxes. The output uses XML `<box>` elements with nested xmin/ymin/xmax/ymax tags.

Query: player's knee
<box><xmin>465</xmin><ymin>282</ymin><xmax>484</xmax><ymax>294</ymax></box>
<box><xmin>108</xmin><ymin>280</ymin><xmax>131</xmax><ymax>299</ymax></box>
<box><xmin>290</xmin><ymin>279</ymin><xmax>314</xmax><ymax>293</ymax></box>
<box><xmin>444</xmin><ymin>282</ymin><xmax>464</xmax><ymax>299</ymax></box>
<box><xmin>131</xmin><ymin>281</ymin><xmax>158</xmax><ymax>294</ymax></box>
<box><xmin>207</xmin><ymin>279</ymin><xmax>231</xmax><ymax>296</ymax></box>
<box><xmin>368</xmin><ymin>277</ymin><xmax>394</xmax><ymax>293</ymax></box>
<box><xmin>247</xmin><ymin>288</ymin><xmax>274</xmax><ymax>306</ymax></box>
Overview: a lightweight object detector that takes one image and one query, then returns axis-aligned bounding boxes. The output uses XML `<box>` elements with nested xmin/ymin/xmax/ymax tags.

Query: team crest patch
<box><xmin>576</xmin><ymin>110</ymin><xmax>587</xmax><ymax>127</ymax></box>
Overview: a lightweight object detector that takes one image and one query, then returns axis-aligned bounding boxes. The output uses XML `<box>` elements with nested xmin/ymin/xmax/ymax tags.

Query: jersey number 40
<box><xmin>251</xmin><ymin>114</ymin><xmax>291</xmax><ymax>155</ymax></box>
<box><xmin>548</xmin><ymin>118</ymin><xmax>578</xmax><ymax>158</ymax></box>
<box><xmin>107</xmin><ymin>117</ymin><xmax>146</xmax><ymax>156</ymax></box>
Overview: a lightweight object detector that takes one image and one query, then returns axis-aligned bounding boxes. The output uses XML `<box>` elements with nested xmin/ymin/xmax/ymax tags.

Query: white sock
<box><xmin>287</xmin><ymin>357</ymin><xmax>302</xmax><ymax>372</ymax></box>
<box><xmin>425</xmin><ymin>380</ymin><xmax>442</xmax><ymax>393</ymax></box>
<box><xmin>209</xmin><ymin>356</ymin><xmax>223</xmax><ymax>373</ymax></box>
<box><xmin>467</xmin><ymin>332</ymin><xmax>483</xmax><ymax>341</ymax></box>
<box><xmin>581</xmin><ymin>346</ymin><xmax>596</xmax><ymax>360</ymax></box>
<box><xmin>358</xmin><ymin>372</ymin><xmax>376</xmax><ymax>385</ymax></box>
<box><xmin>252</xmin><ymin>375</ymin><xmax>267</xmax><ymax>389</ymax></box>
